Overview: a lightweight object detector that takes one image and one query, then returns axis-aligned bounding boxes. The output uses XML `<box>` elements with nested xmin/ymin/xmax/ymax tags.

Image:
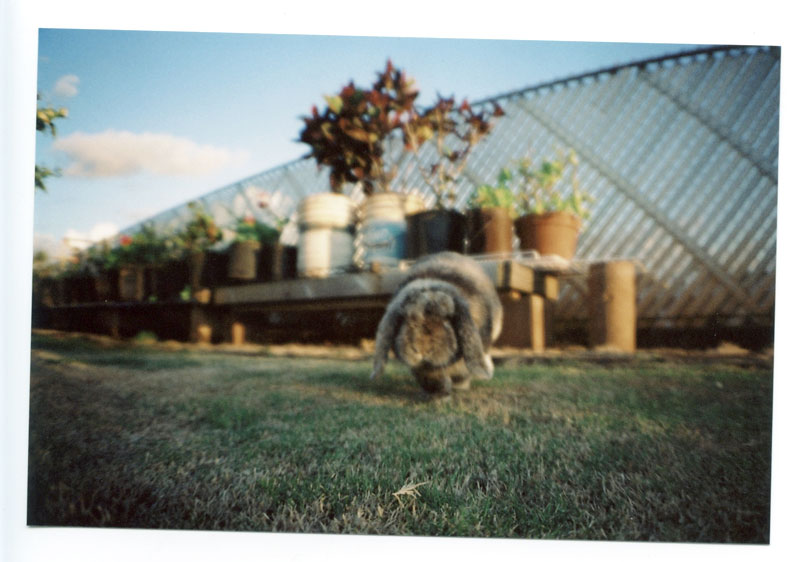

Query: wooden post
<box><xmin>496</xmin><ymin>292</ymin><xmax>546</xmax><ymax>351</ymax></box>
<box><xmin>109</xmin><ymin>308</ymin><xmax>120</xmax><ymax>340</ymax></box>
<box><xmin>99</xmin><ymin>307</ymin><xmax>120</xmax><ymax>339</ymax></box>
<box><xmin>190</xmin><ymin>306</ymin><xmax>213</xmax><ymax>344</ymax></box>
<box><xmin>231</xmin><ymin>321</ymin><xmax>246</xmax><ymax>346</ymax></box>
<box><xmin>588</xmin><ymin>260</ymin><xmax>637</xmax><ymax>352</ymax></box>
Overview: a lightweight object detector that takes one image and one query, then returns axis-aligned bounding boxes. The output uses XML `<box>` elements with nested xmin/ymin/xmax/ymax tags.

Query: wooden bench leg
<box><xmin>496</xmin><ymin>292</ymin><xmax>546</xmax><ymax>351</ymax></box>
<box><xmin>231</xmin><ymin>321</ymin><xmax>246</xmax><ymax>346</ymax></box>
<box><xmin>108</xmin><ymin>308</ymin><xmax>120</xmax><ymax>339</ymax></box>
<box><xmin>190</xmin><ymin>306</ymin><xmax>213</xmax><ymax>344</ymax></box>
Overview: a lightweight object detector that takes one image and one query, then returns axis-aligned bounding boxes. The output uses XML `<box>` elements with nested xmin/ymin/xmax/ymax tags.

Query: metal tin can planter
<box><xmin>361</xmin><ymin>192</ymin><xmax>408</xmax><ymax>268</ymax></box>
<box><xmin>227</xmin><ymin>240</ymin><xmax>262</xmax><ymax>281</ymax></box>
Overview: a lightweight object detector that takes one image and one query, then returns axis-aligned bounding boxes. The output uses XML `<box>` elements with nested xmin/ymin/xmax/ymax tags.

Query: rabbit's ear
<box><xmin>452</xmin><ymin>295</ymin><xmax>492</xmax><ymax>380</ymax></box>
<box><xmin>371</xmin><ymin>303</ymin><xmax>400</xmax><ymax>379</ymax></box>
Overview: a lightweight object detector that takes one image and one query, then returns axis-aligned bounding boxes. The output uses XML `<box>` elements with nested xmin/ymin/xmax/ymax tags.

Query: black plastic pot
<box><xmin>406</xmin><ymin>210</ymin><xmax>467</xmax><ymax>259</ymax></box>
<box><xmin>94</xmin><ymin>269</ymin><xmax>120</xmax><ymax>302</ymax></box>
<box><xmin>201</xmin><ymin>251</ymin><xmax>229</xmax><ymax>288</ymax></box>
<box><xmin>118</xmin><ymin>266</ymin><xmax>145</xmax><ymax>301</ymax></box>
<box><xmin>156</xmin><ymin>259</ymin><xmax>191</xmax><ymax>301</ymax></box>
<box><xmin>257</xmin><ymin>243</ymin><xmax>297</xmax><ymax>281</ymax></box>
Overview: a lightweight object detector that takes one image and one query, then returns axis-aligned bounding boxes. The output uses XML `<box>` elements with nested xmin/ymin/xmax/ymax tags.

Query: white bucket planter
<box><xmin>403</xmin><ymin>192</ymin><xmax>427</xmax><ymax>216</ymax></box>
<box><xmin>297</xmin><ymin>193</ymin><xmax>355</xmax><ymax>278</ymax></box>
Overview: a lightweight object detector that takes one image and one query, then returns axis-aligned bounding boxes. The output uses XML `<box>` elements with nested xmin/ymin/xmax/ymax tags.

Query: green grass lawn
<box><xmin>27</xmin><ymin>332</ymin><xmax>773</xmax><ymax>542</ymax></box>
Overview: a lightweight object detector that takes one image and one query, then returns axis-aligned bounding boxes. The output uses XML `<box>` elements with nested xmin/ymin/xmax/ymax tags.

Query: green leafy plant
<box><xmin>403</xmin><ymin>96</ymin><xmax>504</xmax><ymax>209</ymax></box>
<box><xmin>83</xmin><ymin>241</ymin><xmax>117</xmax><ymax>272</ymax></box>
<box><xmin>514</xmin><ymin>149</ymin><xmax>593</xmax><ymax>220</ymax></box>
<box><xmin>180</xmin><ymin>202</ymin><xmax>222</xmax><ymax>253</ymax></box>
<box><xmin>35</xmin><ymin>93</ymin><xmax>69</xmax><ymax>192</ymax></box>
<box><xmin>32</xmin><ymin>249</ymin><xmax>69</xmax><ymax>279</ymax></box>
<box><xmin>112</xmin><ymin>223</ymin><xmax>169</xmax><ymax>266</ymax></box>
<box><xmin>468</xmin><ymin>168</ymin><xmax>516</xmax><ymax>215</ymax></box>
<box><xmin>298</xmin><ymin>60</ymin><xmax>419</xmax><ymax>195</ymax></box>
<box><xmin>233</xmin><ymin>214</ymin><xmax>281</xmax><ymax>245</ymax></box>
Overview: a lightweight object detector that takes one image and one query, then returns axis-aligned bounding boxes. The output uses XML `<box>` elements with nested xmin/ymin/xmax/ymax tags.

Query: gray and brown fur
<box><xmin>371</xmin><ymin>252</ymin><xmax>503</xmax><ymax>395</ymax></box>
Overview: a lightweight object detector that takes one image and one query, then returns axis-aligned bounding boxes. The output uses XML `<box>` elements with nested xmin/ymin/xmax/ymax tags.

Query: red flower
<box><xmin>120</xmin><ymin>235</ymin><xmax>133</xmax><ymax>247</ymax></box>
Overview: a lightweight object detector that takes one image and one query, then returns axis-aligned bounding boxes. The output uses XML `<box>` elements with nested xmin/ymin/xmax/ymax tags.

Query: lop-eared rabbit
<box><xmin>371</xmin><ymin>252</ymin><xmax>503</xmax><ymax>396</ymax></box>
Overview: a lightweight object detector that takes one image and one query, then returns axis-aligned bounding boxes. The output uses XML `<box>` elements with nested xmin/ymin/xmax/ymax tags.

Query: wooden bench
<box><xmin>210</xmin><ymin>256</ymin><xmax>573</xmax><ymax>350</ymax></box>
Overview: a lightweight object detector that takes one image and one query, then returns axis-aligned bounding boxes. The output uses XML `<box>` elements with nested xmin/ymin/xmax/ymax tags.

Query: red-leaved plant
<box><xmin>298</xmin><ymin>60</ymin><xmax>420</xmax><ymax>195</ymax></box>
<box><xmin>403</xmin><ymin>96</ymin><xmax>505</xmax><ymax>209</ymax></box>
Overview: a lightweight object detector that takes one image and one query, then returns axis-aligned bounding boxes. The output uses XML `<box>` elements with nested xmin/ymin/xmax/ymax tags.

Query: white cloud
<box><xmin>33</xmin><ymin>223</ymin><xmax>119</xmax><ymax>262</ymax></box>
<box><xmin>53</xmin><ymin>130</ymin><xmax>250</xmax><ymax>178</ymax></box>
<box><xmin>33</xmin><ymin>232</ymin><xmax>73</xmax><ymax>261</ymax></box>
<box><xmin>63</xmin><ymin>222</ymin><xmax>120</xmax><ymax>251</ymax></box>
<box><xmin>53</xmin><ymin>74</ymin><xmax>80</xmax><ymax>97</ymax></box>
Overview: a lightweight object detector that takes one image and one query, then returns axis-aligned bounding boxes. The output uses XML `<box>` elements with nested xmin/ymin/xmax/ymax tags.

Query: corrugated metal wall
<box><xmin>129</xmin><ymin>45</ymin><xmax>779</xmax><ymax>333</ymax></box>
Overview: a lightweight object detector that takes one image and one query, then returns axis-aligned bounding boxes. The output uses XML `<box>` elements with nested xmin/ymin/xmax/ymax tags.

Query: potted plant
<box><xmin>254</xmin><ymin>193</ymin><xmax>296</xmax><ymax>281</ymax></box>
<box><xmin>32</xmin><ymin>250</ymin><xmax>66</xmax><ymax>308</ymax></box>
<box><xmin>465</xmin><ymin>168</ymin><xmax>516</xmax><ymax>255</ymax></box>
<box><xmin>177</xmin><ymin>201</ymin><xmax>223</xmax><ymax>294</ymax></box>
<box><xmin>112</xmin><ymin>233</ymin><xmax>141</xmax><ymax>301</ymax></box>
<box><xmin>298</xmin><ymin>60</ymin><xmax>419</xmax><ymax>274</ymax></box>
<box><xmin>298</xmin><ymin>59</ymin><xmax>418</xmax><ymax>196</ymax></box>
<box><xmin>513</xmin><ymin>149</ymin><xmax>593</xmax><ymax>260</ymax></box>
<box><xmin>84</xmin><ymin>240</ymin><xmax>121</xmax><ymax>302</ymax></box>
<box><xmin>402</xmin><ymin>95</ymin><xmax>504</xmax><ymax>258</ymax></box>
<box><xmin>48</xmin><ymin>251</ymin><xmax>86</xmax><ymax>305</ymax></box>
<box><xmin>227</xmin><ymin>214</ymin><xmax>282</xmax><ymax>281</ymax></box>
<box><xmin>113</xmin><ymin>223</ymin><xmax>168</xmax><ymax>301</ymax></box>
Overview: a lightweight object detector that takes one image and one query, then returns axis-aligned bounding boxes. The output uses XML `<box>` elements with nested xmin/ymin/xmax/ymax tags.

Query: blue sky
<box><xmin>33</xmin><ymin>29</ymin><xmax>707</xmax><ymax>256</ymax></box>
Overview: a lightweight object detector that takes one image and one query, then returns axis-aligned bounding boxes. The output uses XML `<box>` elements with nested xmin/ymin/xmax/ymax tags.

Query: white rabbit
<box><xmin>371</xmin><ymin>252</ymin><xmax>502</xmax><ymax>395</ymax></box>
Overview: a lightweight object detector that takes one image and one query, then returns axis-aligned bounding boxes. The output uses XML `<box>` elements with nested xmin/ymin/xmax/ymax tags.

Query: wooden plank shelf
<box><xmin>212</xmin><ymin>259</ymin><xmax>558</xmax><ymax>307</ymax></box>
<box><xmin>37</xmin><ymin>257</ymin><xmax>627</xmax><ymax>351</ymax></box>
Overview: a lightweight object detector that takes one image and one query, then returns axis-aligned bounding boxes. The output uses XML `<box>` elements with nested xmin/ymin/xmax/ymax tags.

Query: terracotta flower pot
<box><xmin>466</xmin><ymin>207</ymin><xmax>514</xmax><ymax>255</ymax></box>
<box><xmin>515</xmin><ymin>211</ymin><xmax>581</xmax><ymax>259</ymax></box>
